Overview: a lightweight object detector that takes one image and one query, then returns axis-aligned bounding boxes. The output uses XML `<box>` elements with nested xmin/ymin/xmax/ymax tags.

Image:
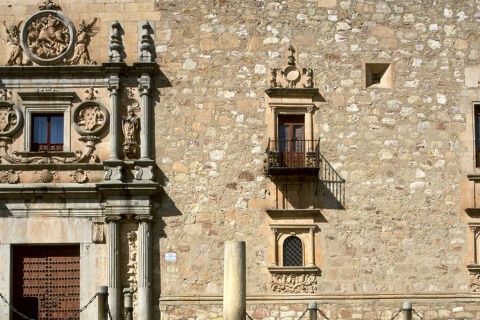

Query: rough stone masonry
<box><xmin>1</xmin><ymin>0</ymin><xmax>480</xmax><ymax>319</ymax></box>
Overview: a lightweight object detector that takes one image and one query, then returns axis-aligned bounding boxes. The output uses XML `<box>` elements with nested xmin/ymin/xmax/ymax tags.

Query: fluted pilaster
<box><xmin>136</xmin><ymin>215</ymin><xmax>153</xmax><ymax>319</ymax></box>
<box><xmin>105</xmin><ymin>216</ymin><xmax>121</xmax><ymax>320</ymax></box>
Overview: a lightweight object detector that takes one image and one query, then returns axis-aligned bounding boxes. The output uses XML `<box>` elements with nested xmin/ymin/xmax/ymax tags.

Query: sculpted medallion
<box><xmin>0</xmin><ymin>102</ymin><xmax>22</xmax><ymax>137</ymax></box>
<box><xmin>21</xmin><ymin>10</ymin><xmax>75</xmax><ymax>65</ymax></box>
<box><xmin>73</xmin><ymin>101</ymin><xmax>109</xmax><ymax>136</ymax></box>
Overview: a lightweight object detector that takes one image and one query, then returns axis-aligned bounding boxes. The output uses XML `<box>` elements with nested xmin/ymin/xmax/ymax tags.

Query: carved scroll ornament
<box><xmin>268</xmin><ymin>45</ymin><xmax>315</xmax><ymax>89</ymax></box>
<box><xmin>270</xmin><ymin>272</ymin><xmax>317</xmax><ymax>293</ymax></box>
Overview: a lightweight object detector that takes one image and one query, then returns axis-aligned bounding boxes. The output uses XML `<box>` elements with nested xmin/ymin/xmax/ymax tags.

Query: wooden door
<box><xmin>278</xmin><ymin>114</ymin><xmax>305</xmax><ymax>167</ymax></box>
<box><xmin>13</xmin><ymin>245</ymin><xmax>80</xmax><ymax>320</ymax></box>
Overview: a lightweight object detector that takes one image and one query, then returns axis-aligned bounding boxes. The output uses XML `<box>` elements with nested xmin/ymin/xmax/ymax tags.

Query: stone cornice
<box><xmin>0</xmin><ymin>63</ymin><xmax>159</xmax><ymax>80</ymax></box>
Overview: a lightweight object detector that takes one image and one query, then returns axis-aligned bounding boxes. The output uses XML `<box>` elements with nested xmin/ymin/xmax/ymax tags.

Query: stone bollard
<box><xmin>308</xmin><ymin>301</ymin><xmax>318</xmax><ymax>320</ymax></box>
<box><xmin>223</xmin><ymin>241</ymin><xmax>246</xmax><ymax>320</ymax></box>
<box><xmin>402</xmin><ymin>302</ymin><xmax>413</xmax><ymax>320</ymax></box>
<box><xmin>98</xmin><ymin>286</ymin><xmax>108</xmax><ymax>320</ymax></box>
<box><xmin>124</xmin><ymin>287</ymin><xmax>134</xmax><ymax>320</ymax></box>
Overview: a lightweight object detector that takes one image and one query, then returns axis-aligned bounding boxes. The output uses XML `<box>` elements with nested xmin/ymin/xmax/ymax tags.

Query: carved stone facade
<box><xmin>2</xmin><ymin>1</ymin><xmax>480</xmax><ymax>320</ymax></box>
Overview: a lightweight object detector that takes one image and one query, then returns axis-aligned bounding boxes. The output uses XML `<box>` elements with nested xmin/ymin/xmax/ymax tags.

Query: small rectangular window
<box><xmin>476</xmin><ymin>105</ymin><xmax>480</xmax><ymax>167</ymax></box>
<box><xmin>32</xmin><ymin>114</ymin><xmax>64</xmax><ymax>151</ymax></box>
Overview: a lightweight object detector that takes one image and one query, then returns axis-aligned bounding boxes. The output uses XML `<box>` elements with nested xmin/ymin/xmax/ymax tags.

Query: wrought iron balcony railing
<box><xmin>266</xmin><ymin>139</ymin><xmax>320</xmax><ymax>176</ymax></box>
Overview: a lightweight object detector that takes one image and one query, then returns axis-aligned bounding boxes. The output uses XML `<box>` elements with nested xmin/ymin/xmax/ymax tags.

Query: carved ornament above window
<box><xmin>20</xmin><ymin>10</ymin><xmax>75</xmax><ymax>65</ymax></box>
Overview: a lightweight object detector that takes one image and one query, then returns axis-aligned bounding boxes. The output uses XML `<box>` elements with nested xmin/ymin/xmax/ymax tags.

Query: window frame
<box><xmin>19</xmin><ymin>92</ymin><xmax>74</xmax><ymax>153</ymax></box>
<box><xmin>269</xmin><ymin>224</ymin><xmax>319</xmax><ymax>271</ymax></box>
<box><xmin>31</xmin><ymin>113</ymin><xmax>65</xmax><ymax>152</ymax></box>
<box><xmin>475</xmin><ymin>104</ymin><xmax>480</xmax><ymax>168</ymax></box>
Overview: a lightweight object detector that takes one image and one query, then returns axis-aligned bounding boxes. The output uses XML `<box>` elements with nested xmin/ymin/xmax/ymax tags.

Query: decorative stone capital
<box><xmin>108</xmin><ymin>74</ymin><xmax>121</xmax><ymax>93</ymax></box>
<box><xmin>105</xmin><ymin>216</ymin><xmax>122</xmax><ymax>224</ymax></box>
<box><xmin>135</xmin><ymin>215</ymin><xmax>153</xmax><ymax>224</ymax></box>
<box><xmin>138</xmin><ymin>74</ymin><xmax>152</xmax><ymax>96</ymax></box>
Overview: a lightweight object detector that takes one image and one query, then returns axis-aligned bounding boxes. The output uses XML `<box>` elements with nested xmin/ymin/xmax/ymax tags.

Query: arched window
<box><xmin>283</xmin><ymin>236</ymin><xmax>303</xmax><ymax>266</ymax></box>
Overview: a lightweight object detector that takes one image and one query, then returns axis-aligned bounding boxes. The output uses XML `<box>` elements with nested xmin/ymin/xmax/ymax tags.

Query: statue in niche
<box><xmin>64</xmin><ymin>18</ymin><xmax>98</xmax><ymax>65</ymax></box>
<box><xmin>122</xmin><ymin>102</ymin><xmax>140</xmax><ymax>158</ymax></box>
<box><xmin>26</xmin><ymin>13</ymin><xmax>69</xmax><ymax>59</ymax></box>
<box><xmin>4</xmin><ymin>21</ymin><xmax>27</xmax><ymax>66</ymax></box>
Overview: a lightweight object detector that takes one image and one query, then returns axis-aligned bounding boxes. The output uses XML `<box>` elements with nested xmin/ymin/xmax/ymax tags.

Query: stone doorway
<box><xmin>12</xmin><ymin>245</ymin><xmax>80</xmax><ymax>320</ymax></box>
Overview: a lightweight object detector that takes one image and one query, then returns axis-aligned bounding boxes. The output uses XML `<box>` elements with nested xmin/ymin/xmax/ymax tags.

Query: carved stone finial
<box><xmin>39</xmin><ymin>0</ymin><xmax>61</xmax><ymax>11</ymax></box>
<box><xmin>287</xmin><ymin>44</ymin><xmax>296</xmax><ymax>66</ymax></box>
<box><xmin>64</xmin><ymin>18</ymin><xmax>98</xmax><ymax>65</ymax></box>
<box><xmin>109</xmin><ymin>21</ymin><xmax>124</xmax><ymax>62</ymax></box>
<box><xmin>139</xmin><ymin>21</ymin><xmax>155</xmax><ymax>62</ymax></box>
<box><xmin>268</xmin><ymin>45</ymin><xmax>315</xmax><ymax>89</ymax></box>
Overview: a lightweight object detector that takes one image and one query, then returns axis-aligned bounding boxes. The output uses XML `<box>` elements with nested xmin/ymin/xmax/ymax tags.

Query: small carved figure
<box><xmin>84</xmin><ymin>87</ymin><xmax>97</xmax><ymax>100</ymax></box>
<box><xmin>269</xmin><ymin>68</ymin><xmax>278</xmax><ymax>88</ymax></box>
<box><xmin>39</xmin><ymin>0</ymin><xmax>61</xmax><ymax>11</ymax></box>
<box><xmin>287</xmin><ymin>44</ymin><xmax>296</xmax><ymax>66</ymax></box>
<box><xmin>104</xmin><ymin>166</ymin><xmax>112</xmax><ymax>180</ymax></box>
<box><xmin>4</xmin><ymin>21</ymin><xmax>25</xmax><ymax>66</ymax></box>
<box><xmin>64</xmin><ymin>18</ymin><xmax>98</xmax><ymax>65</ymax></box>
<box><xmin>0</xmin><ymin>89</ymin><xmax>11</xmax><ymax>101</ymax></box>
<box><xmin>303</xmin><ymin>68</ymin><xmax>313</xmax><ymax>88</ymax></box>
<box><xmin>122</xmin><ymin>103</ymin><xmax>140</xmax><ymax>158</ymax></box>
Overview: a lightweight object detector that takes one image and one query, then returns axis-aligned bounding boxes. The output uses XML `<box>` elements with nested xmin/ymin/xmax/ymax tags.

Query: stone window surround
<box><xmin>268</xmin><ymin>103</ymin><xmax>315</xmax><ymax>144</ymax></box>
<box><xmin>18</xmin><ymin>92</ymin><xmax>74</xmax><ymax>153</ymax></box>
<box><xmin>364</xmin><ymin>62</ymin><xmax>394</xmax><ymax>89</ymax></box>
<box><xmin>268</xmin><ymin>223</ymin><xmax>319</xmax><ymax>272</ymax></box>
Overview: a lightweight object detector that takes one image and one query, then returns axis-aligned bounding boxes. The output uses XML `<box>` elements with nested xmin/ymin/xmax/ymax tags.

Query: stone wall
<box><xmin>1</xmin><ymin>0</ymin><xmax>480</xmax><ymax>319</ymax></box>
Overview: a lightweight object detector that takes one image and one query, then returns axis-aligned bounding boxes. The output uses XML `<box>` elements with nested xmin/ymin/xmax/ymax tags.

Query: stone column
<box><xmin>270</xmin><ymin>228</ymin><xmax>278</xmax><ymax>267</ymax></box>
<box><xmin>136</xmin><ymin>215</ymin><xmax>153</xmax><ymax>319</ymax></box>
<box><xmin>223</xmin><ymin>241</ymin><xmax>246</xmax><ymax>320</ymax></box>
<box><xmin>138</xmin><ymin>74</ymin><xmax>152</xmax><ymax>160</ymax></box>
<box><xmin>105</xmin><ymin>216</ymin><xmax>121</xmax><ymax>320</ymax></box>
<box><xmin>308</xmin><ymin>227</ymin><xmax>315</xmax><ymax>267</ymax></box>
<box><xmin>108</xmin><ymin>75</ymin><xmax>121</xmax><ymax>160</ymax></box>
<box><xmin>306</xmin><ymin>106</ymin><xmax>314</xmax><ymax>143</ymax></box>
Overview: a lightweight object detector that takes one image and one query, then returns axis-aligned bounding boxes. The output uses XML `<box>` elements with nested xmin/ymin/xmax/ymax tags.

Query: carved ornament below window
<box><xmin>270</xmin><ymin>272</ymin><xmax>317</xmax><ymax>293</ymax></box>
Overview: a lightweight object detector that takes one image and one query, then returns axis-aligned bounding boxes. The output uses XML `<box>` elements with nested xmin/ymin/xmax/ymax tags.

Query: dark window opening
<box><xmin>476</xmin><ymin>105</ymin><xmax>480</xmax><ymax>167</ymax></box>
<box><xmin>277</xmin><ymin>115</ymin><xmax>305</xmax><ymax>167</ymax></box>
<box><xmin>371</xmin><ymin>73</ymin><xmax>382</xmax><ymax>84</ymax></box>
<box><xmin>32</xmin><ymin>114</ymin><xmax>64</xmax><ymax>151</ymax></box>
<box><xmin>283</xmin><ymin>236</ymin><xmax>303</xmax><ymax>266</ymax></box>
